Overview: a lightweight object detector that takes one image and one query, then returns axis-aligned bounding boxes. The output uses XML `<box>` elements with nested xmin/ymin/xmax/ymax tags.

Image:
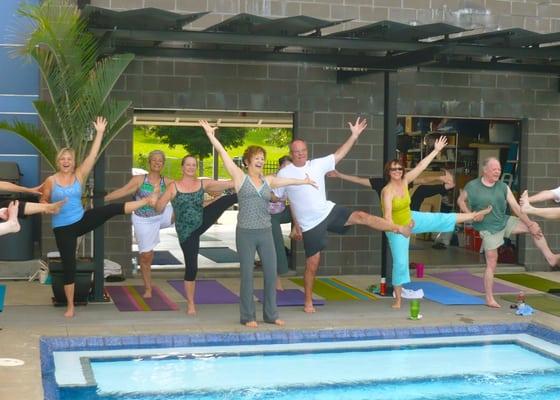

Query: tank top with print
<box><xmin>134</xmin><ymin>175</ymin><xmax>166</xmax><ymax>218</ymax></box>
<box><xmin>237</xmin><ymin>175</ymin><xmax>272</xmax><ymax>230</ymax></box>
<box><xmin>171</xmin><ymin>181</ymin><xmax>204</xmax><ymax>243</ymax></box>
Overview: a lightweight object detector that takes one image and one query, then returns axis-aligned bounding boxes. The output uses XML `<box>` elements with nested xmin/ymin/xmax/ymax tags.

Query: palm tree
<box><xmin>0</xmin><ymin>0</ymin><xmax>134</xmax><ymax>170</ymax></box>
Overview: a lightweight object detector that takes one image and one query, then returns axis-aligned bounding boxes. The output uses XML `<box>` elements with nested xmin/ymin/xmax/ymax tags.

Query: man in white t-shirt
<box><xmin>519</xmin><ymin>186</ymin><xmax>560</xmax><ymax>220</ymax></box>
<box><xmin>275</xmin><ymin>117</ymin><xmax>412</xmax><ymax>313</ymax></box>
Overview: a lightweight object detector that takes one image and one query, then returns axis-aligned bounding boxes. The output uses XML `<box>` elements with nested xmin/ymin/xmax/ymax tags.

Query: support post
<box><xmin>92</xmin><ymin>152</ymin><xmax>106</xmax><ymax>302</ymax></box>
<box><xmin>382</xmin><ymin>71</ymin><xmax>397</xmax><ymax>294</ymax></box>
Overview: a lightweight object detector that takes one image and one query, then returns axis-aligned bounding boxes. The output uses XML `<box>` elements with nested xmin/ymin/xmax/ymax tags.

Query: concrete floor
<box><xmin>3</xmin><ymin>268</ymin><xmax>560</xmax><ymax>399</ymax></box>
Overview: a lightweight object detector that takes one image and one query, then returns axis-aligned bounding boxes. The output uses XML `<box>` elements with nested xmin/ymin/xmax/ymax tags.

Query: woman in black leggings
<box><xmin>40</xmin><ymin>117</ymin><xmax>157</xmax><ymax>318</ymax></box>
<box><xmin>155</xmin><ymin>155</ymin><xmax>236</xmax><ymax>315</ymax></box>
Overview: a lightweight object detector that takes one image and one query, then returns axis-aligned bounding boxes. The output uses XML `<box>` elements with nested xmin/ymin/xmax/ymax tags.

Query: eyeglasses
<box><xmin>390</xmin><ymin>167</ymin><xmax>404</xmax><ymax>171</ymax></box>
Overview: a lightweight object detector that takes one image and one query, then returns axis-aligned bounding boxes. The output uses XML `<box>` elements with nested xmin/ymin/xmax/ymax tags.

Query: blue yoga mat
<box><xmin>404</xmin><ymin>281</ymin><xmax>485</xmax><ymax>305</ymax></box>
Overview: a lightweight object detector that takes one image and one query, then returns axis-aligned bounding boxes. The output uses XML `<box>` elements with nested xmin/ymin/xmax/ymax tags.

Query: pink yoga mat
<box><xmin>430</xmin><ymin>270</ymin><xmax>518</xmax><ymax>294</ymax></box>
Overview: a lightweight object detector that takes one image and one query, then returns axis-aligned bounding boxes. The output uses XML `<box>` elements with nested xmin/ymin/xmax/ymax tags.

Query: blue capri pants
<box><xmin>385</xmin><ymin>211</ymin><xmax>457</xmax><ymax>286</ymax></box>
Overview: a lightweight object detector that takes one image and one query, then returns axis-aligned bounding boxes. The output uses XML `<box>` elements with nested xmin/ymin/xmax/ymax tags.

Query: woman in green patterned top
<box><xmin>155</xmin><ymin>155</ymin><xmax>236</xmax><ymax>315</ymax></box>
<box><xmin>105</xmin><ymin>150</ymin><xmax>173</xmax><ymax>299</ymax></box>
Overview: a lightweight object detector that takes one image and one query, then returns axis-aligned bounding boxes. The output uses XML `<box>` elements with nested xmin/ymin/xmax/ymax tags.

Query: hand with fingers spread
<box><xmin>93</xmin><ymin>116</ymin><xmax>108</xmax><ymax>137</ymax></box>
<box><xmin>434</xmin><ymin>136</ymin><xmax>448</xmax><ymax>152</ymax></box>
<box><xmin>348</xmin><ymin>117</ymin><xmax>368</xmax><ymax>139</ymax></box>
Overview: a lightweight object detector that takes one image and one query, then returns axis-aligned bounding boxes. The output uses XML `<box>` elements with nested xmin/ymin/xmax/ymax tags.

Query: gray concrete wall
<box><xmin>74</xmin><ymin>0</ymin><xmax>560</xmax><ymax>274</ymax></box>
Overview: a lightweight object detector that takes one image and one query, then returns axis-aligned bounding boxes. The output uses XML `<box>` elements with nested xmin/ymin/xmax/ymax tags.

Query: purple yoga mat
<box><xmin>168</xmin><ymin>280</ymin><xmax>239</xmax><ymax>304</ymax></box>
<box><xmin>430</xmin><ymin>270</ymin><xmax>518</xmax><ymax>294</ymax></box>
<box><xmin>105</xmin><ymin>285</ymin><xmax>179</xmax><ymax>312</ymax></box>
<box><xmin>254</xmin><ymin>289</ymin><xmax>325</xmax><ymax>307</ymax></box>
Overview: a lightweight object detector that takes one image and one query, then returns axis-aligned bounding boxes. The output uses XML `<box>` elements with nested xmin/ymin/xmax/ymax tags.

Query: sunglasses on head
<box><xmin>390</xmin><ymin>167</ymin><xmax>404</xmax><ymax>171</ymax></box>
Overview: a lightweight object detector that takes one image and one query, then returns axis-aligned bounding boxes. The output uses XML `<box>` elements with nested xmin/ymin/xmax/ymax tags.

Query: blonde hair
<box><xmin>56</xmin><ymin>148</ymin><xmax>75</xmax><ymax>163</ymax></box>
<box><xmin>148</xmin><ymin>150</ymin><xmax>166</xmax><ymax>163</ymax></box>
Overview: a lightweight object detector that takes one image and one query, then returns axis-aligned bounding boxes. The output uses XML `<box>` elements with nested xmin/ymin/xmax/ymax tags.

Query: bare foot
<box><xmin>186</xmin><ymin>302</ymin><xmax>197</xmax><ymax>315</ymax></box>
<box><xmin>276</xmin><ymin>279</ymin><xmax>284</xmax><ymax>291</ymax></box>
<box><xmin>47</xmin><ymin>200</ymin><xmax>65</xmax><ymax>214</ymax></box>
<box><xmin>392</xmin><ymin>301</ymin><xmax>401</xmax><ymax>309</ymax></box>
<box><xmin>64</xmin><ymin>307</ymin><xmax>75</xmax><ymax>318</ymax></box>
<box><xmin>520</xmin><ymin>190</ymin><xmax>534</xmax><ymax>214</ymax></box>
<box><xmin>303</xmin><ymin>304</ymin><xmax>316</xmax><ymax>313</ymax></box>
<box><xmin>486</xmin><ymin>298</ymin><xmax>501</xmax><ymax>308</ymax></box>
<box><xmin>6</xmin><ymin>201</ymin><xmax>20</xmax><ymax>233</ymax></box>
<box><xmin>245</xmin><ymin>321</ymin><xmax>258</xmax><ymax>328</ymax></box>
<box><xmin>142</xmin><ymin>288</ymin><xmax>152</xmax><ymax>299</ymax></box>
<box><xmin>274</xmin><ymin>319</ymin><xmax>285</xmax><ymax>326</ymax></box>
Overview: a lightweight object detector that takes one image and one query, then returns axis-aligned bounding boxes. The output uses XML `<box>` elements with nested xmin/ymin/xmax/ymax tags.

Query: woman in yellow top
<box><xmin>382</xmin><ymin>136</ymin><xmax>491</xmax><ymax>308</ymax></box>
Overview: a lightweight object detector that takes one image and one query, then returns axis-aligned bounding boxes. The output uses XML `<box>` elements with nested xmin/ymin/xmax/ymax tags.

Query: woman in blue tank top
<box><xmin>201</xmin><ymin>120</ymin><xmax>317</xmax><ymax>328</ymax></box>
<box><xmin>40</xmin><ymin>117</ymin><xmax>157</xmax><ymax>318</ymax></box>
<box><xmin>105</xmin><ymin>150</ymin><xmax>173</xmax><ymax>299</ymax></box>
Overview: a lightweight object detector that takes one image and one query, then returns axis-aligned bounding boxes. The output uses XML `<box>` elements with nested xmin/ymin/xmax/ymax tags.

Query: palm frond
<box><xmin>0</xmin><ymin>120</ymin><xmax>58</xmax><ymax>170</ymax></box>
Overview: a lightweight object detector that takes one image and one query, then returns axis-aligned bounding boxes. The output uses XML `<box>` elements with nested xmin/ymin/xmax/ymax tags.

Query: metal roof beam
<box><xmin>426</xmin><ymin>60</ymin><xmax>560</xmax><ymax>74</ymax></box>
<box><xmin>91</xmin><ymin>28</ymin><xmax>560</xmax><ymax>60</ymax></box>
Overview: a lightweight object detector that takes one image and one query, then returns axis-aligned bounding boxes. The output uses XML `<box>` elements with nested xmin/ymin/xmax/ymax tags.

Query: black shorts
<box><xmin>302</xmin><ymin>205</ymin><xmax>352</xmax><ymax>257</ymax></box>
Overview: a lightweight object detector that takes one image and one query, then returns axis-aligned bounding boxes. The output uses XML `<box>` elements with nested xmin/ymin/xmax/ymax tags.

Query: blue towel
<box><xmin>404</xmin><ymin>281</ymin><xmax>485</xmax><ymax>305</ymax></box>
<box><xmin>0</xmin><ymin>284</ymin><xmax>5</xmax><ymax>312</ymax></box>
<box><xmin>516</xmin><ymin>303</ymin><xmax>534</xmax><ymax>316</ymax></box>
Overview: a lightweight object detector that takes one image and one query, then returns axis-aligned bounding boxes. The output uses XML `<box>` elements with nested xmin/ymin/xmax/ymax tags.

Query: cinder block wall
<box><xmin>67</xmin><ymin>0</ymin><xmax>560</xmax><ymax>274</ymax></box>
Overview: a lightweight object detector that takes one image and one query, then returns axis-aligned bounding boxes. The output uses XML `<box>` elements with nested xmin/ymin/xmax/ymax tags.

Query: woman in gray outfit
<box><xmin>201</xmin><ymin>120</ymin><xmax>317</xmax><ymax>328</ymax></box>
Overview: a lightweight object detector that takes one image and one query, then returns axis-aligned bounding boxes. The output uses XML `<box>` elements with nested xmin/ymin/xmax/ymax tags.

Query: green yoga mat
<box><xmin>501</xmin><ymin>294</ymin><xmax>560</xmax><ymax>317</ymax></box>
<box><xmin>495</xmin><ymin>273</ymin><xmax>560</xmax><ymax>292</ymax></box>
<box><xmin>290</xmin><ymin>277</ymin><xmax>374</xmax><ymax>301</ymax></box>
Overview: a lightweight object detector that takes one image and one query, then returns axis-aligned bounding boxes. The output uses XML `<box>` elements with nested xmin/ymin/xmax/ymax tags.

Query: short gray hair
<box><xmin>148</xmin><ymin>150</ymin><xmax>166</xmax><ymax>163</ymax></box>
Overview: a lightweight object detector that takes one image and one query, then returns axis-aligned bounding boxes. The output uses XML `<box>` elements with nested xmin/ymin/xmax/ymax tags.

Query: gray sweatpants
<box><xmin>236</xmin><ymin>227</ymin><xmax>279</xmax><ymax>324</ymax></box>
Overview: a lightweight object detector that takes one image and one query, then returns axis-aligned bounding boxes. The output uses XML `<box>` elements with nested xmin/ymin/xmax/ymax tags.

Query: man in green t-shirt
<box><xmin>458</xmin><ymin>157</ymin><xmax>560</xmax><ymax>308</ymax></box>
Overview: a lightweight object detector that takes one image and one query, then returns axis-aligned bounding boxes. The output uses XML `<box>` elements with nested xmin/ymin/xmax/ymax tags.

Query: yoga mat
<box><xmin>199</xmin><ymin>247</ymin><xmax>239</xmax><ymax>263</ymax></box>
<box><xmin>105</xmin><ymin>285</ymin><xmax>179</xmax><ymax>312</ymax></box>
<box><xmin>200</xmin><ymin>234</ymin><xmax>219</xmax><ymax>242</ymax></box>
<box><xmin>495</xmin><ymin>274</ymin><xmax>560</xmax><ymax>292</ymax></box>
<box><xmin>254</xmin><ymin>289</ymin><xmax>324</xmax><ymax>307</ymax></box>
<box><xmin>133</xmin><ymin>250</ymin><xmax>182</xmax><ymax>265</ymax></box>
<box><xmin>430</xmin><ymin>270</ymin><xmax>518</xmax><ymax>294</ymax></box>
<box><xmin>502</xmin><ymin>294</ymin><xmax>560</xmax><ymax>317</ymax></box>
<box><xmin>168</xmin><ymin>279</ymin><xmax>239</xmax><ymax>304</ymax></box>
<box><xmin>290</xmin><ymin>277</ymin><xmax>377</xmax><ymax>301</ymax></box>
<box><xmin>404</xmin><ymin>281</ymin><xmax>485</xmax><ymax>305</ymax></box>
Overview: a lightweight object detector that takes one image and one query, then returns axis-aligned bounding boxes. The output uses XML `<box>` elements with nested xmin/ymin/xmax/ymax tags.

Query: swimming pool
<box><xmin>41</xmin><ymin>323</ymin><xmax>560</xmax><ymax>400</ymax></box>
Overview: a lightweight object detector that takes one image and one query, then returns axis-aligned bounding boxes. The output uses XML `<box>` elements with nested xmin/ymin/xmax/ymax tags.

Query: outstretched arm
<box><xmin>267</xmin><ymin>174</ymin><xmax>317</xmax><ymax>189</ymax></box>
<box><xmin>0</xmin><ymin>181</ymin><xmax>42</xmax><ymax>195</ymax></box>
<box><xmin>326</xmin><ymin>170</ymin><xmax>371</xmax><ymax>188</ymax></box>
<box><xmin>200</xmin><ymin>120</ymin><xmax>244</xmax><ymax>189</ymax></box>
<box><xmin>105</xmin><ymin>176</ymin><xmax>142</xmax><ymax>202</ymax></box>
<box><xmin>333</xmin><ymin>117</ymin><xmax>368</xmax><ymax>164</ymax></box>
<box><xmin>457</xmin><ymin>189</ymin><xmax>472</xmax><ymax>213</ymax></box>
<box><xmin>155</xmin><ymin>183</ymin><xmax>176</xmax><ymax>213</ymax></box>
<box><xmin>76</xmin><ymin>117</ymin><xmax>107</xmax><ymax>182</ymax></box>
<box><xmin>203</xmin><ymin>179</ymin><xmax>235</xmax><ymax>193</ymax></box>
<box><xmin>406</xmin><ymin>136</ymin><xmax>447</xmax><ymax>183</ymax></box>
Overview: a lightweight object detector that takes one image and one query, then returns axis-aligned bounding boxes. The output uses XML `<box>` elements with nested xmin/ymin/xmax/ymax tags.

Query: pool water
<box><xmin>58</xmin><ymin>341</ymin><xmax>560</xmax><ymax>400</ymax></box>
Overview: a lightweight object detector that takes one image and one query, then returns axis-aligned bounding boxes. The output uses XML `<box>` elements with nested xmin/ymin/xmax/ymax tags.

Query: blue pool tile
<box><xmin>85</xmin><ymin>336</ymin><xmax>106</xmax><ymax>349</ymax></box>
<box><xmin>189</xmin><ymin>333</ymin><xmax>211</xmax><ymax>346</ymax></box>
<box><xmin>423</xmin><ymin>326</ymin><xmax>440</xmax><ymax>336</ymax></box>
<box><xmin>102</xmin><ymin>336</ymin><xmax>123</xmax><ymax>348</ymax></box>
<box><xmin>437</xmin><ymin>326</ymin><xmax>455</xmax><ymax>336</ymax></box>
<box><xmin>119</xmin><ymin>336</ymin><xmax>140</xmax><ymax>347</ymax></box>
<box><xmin>380</xmin><ymin>328</ymin><xmax>397</xmax><ymax>339</ymax></box>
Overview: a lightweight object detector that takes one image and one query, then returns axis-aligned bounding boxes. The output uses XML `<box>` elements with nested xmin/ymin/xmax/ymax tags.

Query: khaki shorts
<box><xmin>479</xmin><ymin>216</ymin><xmax>520</xmax><ymax>251</ymax></box>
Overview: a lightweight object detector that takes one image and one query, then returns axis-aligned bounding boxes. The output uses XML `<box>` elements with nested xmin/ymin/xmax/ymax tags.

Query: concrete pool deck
<box><xmin>3</xmin><ymin>268</ymin><xmax>560</xmax><ymax>399</ymax></box>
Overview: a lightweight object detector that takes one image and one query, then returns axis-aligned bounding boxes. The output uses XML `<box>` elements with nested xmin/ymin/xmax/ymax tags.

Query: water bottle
<box><xmin>131</xmin><ymin>257</ymin><xmax>139</xmax><ymax>276</ymax></box>
<box><xmin>380</xmin><ymin>277</ymin><xmax>386</xmax><ymax>296</ymax></box>
<box><xmin>410</xmin><ymin>299</ymin><xmax>421</xmax><ymax>320</ymax></box>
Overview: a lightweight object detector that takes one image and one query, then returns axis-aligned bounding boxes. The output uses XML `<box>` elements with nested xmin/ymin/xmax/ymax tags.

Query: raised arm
<box><xmin>405</xmin><ymin>136</ymin><xmax>447</xmax><ymax>183</ymax></box>
<box><xmin>199</xmin><ymin>120</ymin><xmax>244</xmax><ymax>189</ymax></box>
<box><xmin>326</xmin><ymin>170</ymin><xmax>371</xmax><ymax>188</ymax></box>
<box><xmin>76</xmin><ymin>117</ymin><xmax>107</xmax><ymax>182</ymax></box>
<box><xmin>155</xmin><ymin>182</ymin><xmax>176</xmax><ymax>213</ymax></box>
<box><xmin>105</xmin><ymin>175</ymin><xmax>142</xmax><ymax>202</ymax></box>
<box><xmin>333</xmin><ymin>117</ymin><xmax>368</xmax><ymax>164</ymax></box>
